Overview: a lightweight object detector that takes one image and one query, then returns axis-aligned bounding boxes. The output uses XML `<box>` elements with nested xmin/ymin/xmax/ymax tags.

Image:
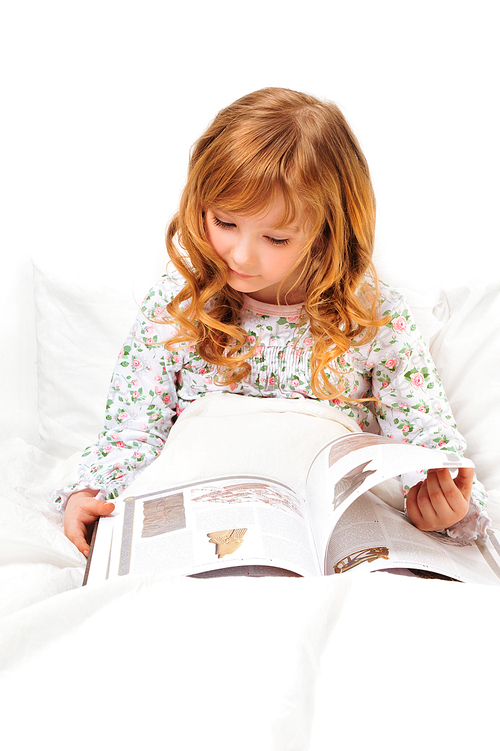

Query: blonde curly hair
<box><xmin>163</xmin><ymin>87</ymin><xmax>387</xmax><ymax>400</ymax></box>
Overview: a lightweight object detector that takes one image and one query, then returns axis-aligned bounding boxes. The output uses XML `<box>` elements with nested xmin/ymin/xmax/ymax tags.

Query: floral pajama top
<box><xmin>55</xmin><ymin>271</ymin><xmax>490</xmax><ymax>541</ymax></box>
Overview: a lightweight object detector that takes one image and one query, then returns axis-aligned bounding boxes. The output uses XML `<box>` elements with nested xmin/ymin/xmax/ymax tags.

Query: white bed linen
<box><xmin>1</xmin><ymin>271</ymin><xmax>500</xmax><ymax>750</ymax></box>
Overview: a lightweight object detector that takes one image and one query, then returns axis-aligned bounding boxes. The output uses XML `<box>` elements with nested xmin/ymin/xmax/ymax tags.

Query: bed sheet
<box><xmin>2</xmin><ymin>556</ymin><xmax>500</xmax><ymax>751</ymax></box>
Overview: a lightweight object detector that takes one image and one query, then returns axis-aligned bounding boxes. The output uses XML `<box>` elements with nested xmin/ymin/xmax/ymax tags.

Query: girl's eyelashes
<box><xmin>267</xmin><ymin>236</ymin><xmax>290</xmax><ymax>247</ymax></box>
<box><xmin>211</xmin><ymin>214</ymin><xmax>290</xmax><ymax>246</ymax></box>
<box><xmin>212</xmin><ymin>216</ymin><xmax>235</xmax><ymax>230</ymax></box>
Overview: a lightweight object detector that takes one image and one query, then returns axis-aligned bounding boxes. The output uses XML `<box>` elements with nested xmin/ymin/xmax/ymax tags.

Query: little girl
<box><xmin>57</xmin><ymin>87</ymin><xmax>490</xmax><ymax>557</ymax></box>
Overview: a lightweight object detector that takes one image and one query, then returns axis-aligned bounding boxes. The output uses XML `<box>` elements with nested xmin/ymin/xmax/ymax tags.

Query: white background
<box><xmin>1</xmin><ymin>0</ymin><xmax>499</xmax><ymax>442</ymax></box>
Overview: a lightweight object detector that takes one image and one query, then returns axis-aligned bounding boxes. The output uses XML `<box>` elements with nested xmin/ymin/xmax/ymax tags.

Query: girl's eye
<box><xmin>212</xmin><ymin>216</ymin><xmax>235</xmax><ymax>230</ymax></box>
<box><xmin>267</xmin><ymin>236</ymin><xmax>290</xmax><ymax>247</ymax></box>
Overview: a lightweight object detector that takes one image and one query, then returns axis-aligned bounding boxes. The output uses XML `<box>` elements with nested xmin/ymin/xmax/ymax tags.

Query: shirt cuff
<box><xmin>52</xmin><ymin>483</ymin><xmax>107</xmax><ymax>513</ymax></box>
<box><xmin>445</xmin><ymin>496</ymin><xmax>492</xmax><ymax>542</ymax></box>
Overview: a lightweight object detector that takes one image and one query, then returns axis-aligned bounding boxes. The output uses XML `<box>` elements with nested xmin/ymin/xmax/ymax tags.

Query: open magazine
<box><xmin>84</xmin><ymin>432</ymin><xmax>500</xmax><ymax>586</ymax></box>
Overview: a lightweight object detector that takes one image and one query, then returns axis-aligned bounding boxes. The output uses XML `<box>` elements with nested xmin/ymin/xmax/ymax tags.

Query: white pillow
<box><xmin>398</xmin><ymin>286</ymin><xmax>446</xmax><ymax>345</ymax></box>
<box><xmin>33</xmin><ymin>260</ymin><xmax>161</xmax><ymax>458</ymax></box>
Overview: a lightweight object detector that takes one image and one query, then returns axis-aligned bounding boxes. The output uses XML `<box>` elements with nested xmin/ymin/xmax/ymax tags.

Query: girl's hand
<box><xmin>406</xmin><ymin>467</ymin><xmax>473</xmax><ymax>533</ymax></box>
<box><xmin>64</xmin><ymin>490</ymin><xmax>115</xmax><ymax>558</ymax></box>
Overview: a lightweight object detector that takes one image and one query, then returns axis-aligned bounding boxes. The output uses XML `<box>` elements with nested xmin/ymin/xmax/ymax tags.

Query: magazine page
<box><xmin>304</xmin><ymin>433</ymin><xmax>474</xmax><ymax>563</ymax></box>
<box><xmin>324</xmin><ymin>490</ymin><xmax>500</xmax><ymax>585</ymax></box>
<box><xmin>86</xmin><ymin>475</ymin><xmax>322</xmax><ymax>584</ymax></box>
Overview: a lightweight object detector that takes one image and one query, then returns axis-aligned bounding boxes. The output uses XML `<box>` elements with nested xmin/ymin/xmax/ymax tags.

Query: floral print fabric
<box><xmin>54</xmin><ymin>271</ymin><xmax>489</xmax><ymax>540</ymax></box>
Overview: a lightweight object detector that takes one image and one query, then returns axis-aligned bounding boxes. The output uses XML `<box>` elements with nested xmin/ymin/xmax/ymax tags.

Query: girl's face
<box><xmin>205</xmin><ymin>195</ymin><xmax>308</xmax><ymax>305</ymax></box>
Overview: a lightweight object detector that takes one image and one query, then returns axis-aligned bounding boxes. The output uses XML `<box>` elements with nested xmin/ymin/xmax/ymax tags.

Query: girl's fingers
<box><xmin>64</xmin><ymin>499</ymin><xmax>115</xmax><ymax>557</ymax></box>
<box><xmin>78</xmin><ymin>500</ymin><xmax>115</xmax><ymax>523</ymax></box>
<box><xmin>453</xmin><ymin>467</ymin><xmax>474</xmax><ymax>500</ymax></box>
<box><xmin>407</xmin><ymin>468</ymin><xmax>471</xmax><ymax>532</ymax></box>
<box><xmin>413</xmin><ymin>476</ymin><xmax>441</xmax><ymax>526</ymax></box>
<box><xmin>64</xmin><ymin>516</ymin><xmax>92</xmax><ymax>557</ymax></box>
<box><xmin>428</xmin><ymin>468</ymin><xmax>471</xmax><ymax>514</ymax></box>
<box><xmin>406</xmin><ymin>481</ymin><xmax>427</xmax><ymax>527</ymax></box>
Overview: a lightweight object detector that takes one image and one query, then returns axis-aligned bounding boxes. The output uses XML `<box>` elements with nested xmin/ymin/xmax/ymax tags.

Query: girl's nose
<box><xmin>231</xmin><ymin>236</ymin><xmax>255</xmax><ymax>267</ymax></box>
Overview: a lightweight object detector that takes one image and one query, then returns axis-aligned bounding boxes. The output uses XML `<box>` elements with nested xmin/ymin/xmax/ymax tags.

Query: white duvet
<box><xmin>1</xmin><ymin>275</ymin><xmax>500</xmax><ymax>750</ymax></box>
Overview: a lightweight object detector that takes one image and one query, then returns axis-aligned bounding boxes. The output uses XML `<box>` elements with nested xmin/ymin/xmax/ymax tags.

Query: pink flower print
<box><xmin>385</xmin><ymin>358</ymin><xmax>397</xmax><ymax>369</ymax></box>
<box><xmin>146</xmin><ymin>338</ymin><xmax>154</xmax><ymax>344</ymax></box>
<box><xmin>145</xmin><ymin>326</ymin><xmax>155</xmax><ymax>336</ymax></box>
<box><xmin>133</xmin><ymin>359</ymin><xmax>141</xmax><ymax>370</ymax></box>
<box><xmin>155</xmin><ymin>386</ymin><xmax>162</xmax><ymax>394</ymax></box>
<box><xmin>117</xmin><ymin>412</ymin><xmax>129</xmax><ymax>421</ymax></box>
<box><xmin>269</xmin><ymin>375</ymin><xmax>276</xmax><ymax>386</ymax></box>
<box><xmin>339</xmin><ymin>357</ymin><xmax>346</xmax><ymax>366</ymax></box>
<box><xmin>230</xmin><ymin>382</ymin><xmax>237</xmax><ymax>391</ymax></box>
<box><xmin>382</xmin><ymin>381</ymin><xmax>389</xmax><ymax>388</ymax></box>
<box><xmin>132</xmin><ymin>391</ymin><xmax>140</xmax><ymax>399</ymax></box>
<box><xmin>418</xmin><ymin>405</ymin><xmax>426</xmax><ymax>413</ymax></box>
<box><xmin>402</xmin><ymin>425</ymin><xmax>409</xmax><ymax>434</ymax></box>
<box><xmin>247</xmin><ymin>335</ymin><xmax>256</xmax><ymax>344</ymax></box>
<box><xmin>116</xmin><ymin>441</ymin><xmax>125</xmax><ymax>448</ymax></box>
<box><xmin>132</xmin><ymin>379</ymin><xmax>139</xmax><ymax>387</ymax></box>
<box><xmin>103</xmin><ymin>445</ymin><xmax>113</xmax><ymax>453</ymax></box>
<box><xmin>134</xmin><ymin>451</ymin><xmax>143</xmax><ymax>458</ymax></box>
<box><xmin>365</xmin><ymin>361</ymin><xmax>375</xmax><ymax>369</ymax></box>
<box><xmin>405</xmin><ymin>349</ymin><xmax>411</xmax><ymax>358</ymax></box>
<box><xmin>411</xmin><ymin>372</ymin><xmax>425</xmax><ymax>388</ymax></box>
<box><xmin>162</xmin><ymin>394</ymin><xmax>171</xmax><ymax>405</ymax></box>
<box><xmin>290</xmin><ymin>378</ymin><xmax>299</xmax><ymax>389</ymax></box>
<box><xmin>304</xmin><ymin>337</ymin><xmax>314</xmax><ymax>346</ymax></box>
<box><xmin>113</xmin><ymin>380</ymin><xmax>121</xmax><ymax>390</ymax></box>
<box><xmin>438</xmin><ymin>440</ymin><xmax>446</xmax><ymax>447</ymax></box>
<box><xmin>154</xmin><ymin>375</ymin><xmax>161</xmax><ymax>382</ymax></box>
<box><xmin>286</xmin><ymin>315</ymin><xmax>299</xmax><ymax>323</ymax></box>
<box><xmin>256</xmin><ymin>346</ymin><xmax>264</xmax><ymax>356</ymax></box>
<box><xmin>173</xmin><ymin>355</ymin><xmax>180</xmax><ymax>363</ymax></box>
<box><xmin>392</xmin><ymin>316</ymin><xmax>407</xmax><ymax>332</ymax></box>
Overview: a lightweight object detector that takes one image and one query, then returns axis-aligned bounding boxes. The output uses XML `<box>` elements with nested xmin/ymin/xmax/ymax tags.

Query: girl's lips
<box><xmin>229</xmin><ymin>268</ymin><xmax>256</xmax><ymax>279</ymax></box>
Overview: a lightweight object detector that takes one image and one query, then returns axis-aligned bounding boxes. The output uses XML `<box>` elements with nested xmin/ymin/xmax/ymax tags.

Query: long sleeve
<box><xmin>363</xmin><ymin>286</ymin><xmax>490</xmax><ymax>540</ymax></box>
<box><xmin>53</xmin><ymin>274</ymin><xmax>186</xmax><ymax>509</ymax></box>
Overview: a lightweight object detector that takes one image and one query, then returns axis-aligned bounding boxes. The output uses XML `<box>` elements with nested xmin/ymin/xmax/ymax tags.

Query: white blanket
<box><xmin>1</xmin><ymin>278</ymin><xmax>500</xmax><ymax>750</ymax></box>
